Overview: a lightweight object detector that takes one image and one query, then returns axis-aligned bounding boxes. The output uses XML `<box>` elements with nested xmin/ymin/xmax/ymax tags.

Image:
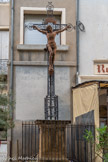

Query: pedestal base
<box><xmin>35</xmin><ymin>120</ymin><xmax>71</xmax><ymax>162</ymax></box>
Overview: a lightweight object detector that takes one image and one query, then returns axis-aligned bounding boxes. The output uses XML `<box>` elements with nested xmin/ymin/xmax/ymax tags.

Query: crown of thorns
<box><xmin>46</xmin><ymin>25</ymin><xmax>52</xmax><ymax>31</ymax></box>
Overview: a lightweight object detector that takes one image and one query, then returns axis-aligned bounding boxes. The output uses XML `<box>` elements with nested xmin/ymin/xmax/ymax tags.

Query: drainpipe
<box><xmin>10</xmin><ymin>0</ymin><xmax>14</xmax><ymax>157</ymax></box>
<box><xmin>76</xmin><ymin>0</ymin><xmax>80</xmax><ymax>84</ymax></box>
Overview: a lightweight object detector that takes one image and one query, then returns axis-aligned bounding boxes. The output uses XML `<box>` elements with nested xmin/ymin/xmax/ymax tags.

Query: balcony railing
<box><xmin>0</xmin><ymin>59</ymin><xmax>8</xmax><ymax>74</ymax></box>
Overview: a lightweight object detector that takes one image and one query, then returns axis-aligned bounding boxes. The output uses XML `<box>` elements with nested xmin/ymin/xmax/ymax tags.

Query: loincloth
<box><xmin>48</xmin><ymin>42</ymin><xmax>57</xmax><ymax>49</ymax></box>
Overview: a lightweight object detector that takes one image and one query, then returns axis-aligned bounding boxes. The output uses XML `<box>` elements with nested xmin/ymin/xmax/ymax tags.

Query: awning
<box><xmin>72</xmin><ymin>80</ymin><xmax>108</xmax><ymax>89</ymax></box>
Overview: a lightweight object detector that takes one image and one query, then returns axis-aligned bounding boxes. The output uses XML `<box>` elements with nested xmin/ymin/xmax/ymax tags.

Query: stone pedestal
<box><xmin>35</xmin><ymin>120</ymin><xmax>71</xmax><ymax>162</ymax></box>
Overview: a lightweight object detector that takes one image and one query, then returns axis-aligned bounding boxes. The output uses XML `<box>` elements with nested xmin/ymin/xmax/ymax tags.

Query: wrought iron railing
<box><xmin>0</xmin><ymin>59</ymin><xmax>8</xmax><ymax>74</ymax></box>
<box><xmin>12</xmin><ymin>121</ymin><xmax>95</xmax><ymax>162</ymax></box>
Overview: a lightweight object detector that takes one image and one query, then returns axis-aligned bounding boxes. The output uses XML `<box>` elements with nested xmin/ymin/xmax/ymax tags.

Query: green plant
<box><xmin>0</xmin><ymin>74</ymin><xmax>14</xmax><ymax>139</ymax></box>
<box><xmin>84</xmin><ymin>126</ymin><xmax>108</xmax><ymax>162</ymax></box>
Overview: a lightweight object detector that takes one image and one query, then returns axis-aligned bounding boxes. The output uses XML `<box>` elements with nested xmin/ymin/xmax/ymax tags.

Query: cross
<box><xmin>26</xmin><ymin>2</ymin><xmax>74</xmax><ymax>32</ymax></box>
<box><xmin>25</xmin><ymin>2</ymin><xmax>85</xmax><ymax>32</ymax></box>
<box><xmin>24</xmin><ymin>2</ymin><xmax>85</xmax><ymax>120</ymax></box>
<box><xmin>25</xmin><ymin>2</ymin><xmax>74</xmax><ymax>75</ymax></box>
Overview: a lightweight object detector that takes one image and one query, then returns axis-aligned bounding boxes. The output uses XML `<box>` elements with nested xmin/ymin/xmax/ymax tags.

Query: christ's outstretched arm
<box><xmin>56</xmin><ymin>25</ymin><xmax>70</xmax><ymax>34</ymax></box>
<box><xmin>33</xmin><ymin>25</ymin><xmax>47</xmax><ymax>34</ymax></box>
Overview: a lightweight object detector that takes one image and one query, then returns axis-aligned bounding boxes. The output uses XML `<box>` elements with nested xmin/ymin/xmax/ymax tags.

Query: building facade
<box><xmin>0</xmin><ymin>0</ymin><xmax>9</xmax><ymax>75</ymax></box>
<box><xmin>77</xmin><ymin>0</ymin><xmax>108</xmax><ymax>126</ymax></box>
<box><xmin>78</xmin><ymin>0</ymin><xmax>108</xmax><ymax>82</ymax></box>
<box><xmin>9</xmin><ymin>0</ymin><xmax>76</xmax><ymax>121</ymax></box>
<box><xmin>5</xmin><ymin>0</ymin><xmax>108</xmax><ymax>160</ymax></box>
<box><xmin>8</xmin><ymin>0</ymin><xmax>76</xmax><ymax>157</ymax></box>
<box><xmin>0</xmin><ymin>0</ymin><xmax>10</xmax><ymax>160</ymax></box>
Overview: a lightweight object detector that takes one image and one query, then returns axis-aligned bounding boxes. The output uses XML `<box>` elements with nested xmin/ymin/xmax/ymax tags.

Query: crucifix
<box><xmin>26</xmin><ymin>2</ymin><xmax>74</xmax><ymax>120</ymax></box>
<box><xmin>27</xmin><ymin>2</ymin><xmax>74</xmax><ymax>75</ymax></box>
<box><xmin>33</xmin><ymin>24</ymin><xmax>70</xmax><ymax>75</ymax></box>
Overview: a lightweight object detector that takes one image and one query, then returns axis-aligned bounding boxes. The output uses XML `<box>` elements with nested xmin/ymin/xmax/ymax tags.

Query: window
<box><xmin>20</xmin><ymin>7</ymin><xmax>66</xmax><ymax>45</ymax></box>
<box><xmin>24</xmin><ymin>14</ymin><xmax>61</xmax><ymax>45</ymax></box>
<box><xmin>0</xmin><ymin>0</ymin><xmax>9</xmax><ymax>2</ymax></box>
<box><xmin>0</xmin><ymin>31</ymin><xmax>9</xmax><ymax>74</ymax></box>
<box><xmin>0</xmin><ymin>31</ymin><xmax>9</xmax><ymax>60</ymax></box>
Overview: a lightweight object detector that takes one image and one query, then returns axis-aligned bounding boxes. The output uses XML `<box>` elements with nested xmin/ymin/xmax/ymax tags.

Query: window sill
<box><xmin>0</xmin><ymin>2</ymin><xmax>10</xmax><ymax>4</ymax></box>
<box><xmin>8</xmin><ymin>61</ymin><xmax>76</xmax><ymax>67</ymax></box>
<box><xmin>0</xmin><ymin>141</ymin><xmax>7</xmax><ymax>144</ymax></box>
<box><xmin>17</xmin><ymin>44</ymin><xmax>69</xmax><ymax>52</ymax></box>
<box><xmin>0</xmin><ymin>26</ymin><xmax>9</xmax><ymax>30</ymax></box>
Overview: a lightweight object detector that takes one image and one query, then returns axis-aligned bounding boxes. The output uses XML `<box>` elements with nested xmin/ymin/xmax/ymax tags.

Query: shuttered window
<box><xmin>24</xmin><ymin>14</ymin><xmax>61</xmax><ymax>45</ymax></box>
<box><xmin>0</xmin><ymin>31</ymin><xmax>9</xmax><ymax>74</ymax></box>
<box><xmin>0</xmin><ymin>31</ymin><xmax>9</xmax><ymax>60</ymax></box>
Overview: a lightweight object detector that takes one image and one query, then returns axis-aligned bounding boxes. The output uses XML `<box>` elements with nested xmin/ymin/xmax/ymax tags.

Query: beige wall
<box><xmin>9</xmin><ymin>0</ymin><xmax>77</xmax><ymax>133</ymax></box>
<box><xmin>8</xmin><ymin>0</ymin><xmax>77</xmax><ymax>157</ymax></box>
<box><xmin>0</xmin><ymin>4</ymin><xmax>9</xmax><ymax>28</ymax></box>
<box><xmin>9</xmin><ymin>0</ymin><xmax>77</xmax><ymax>114</ymax></box>
<box><xmin>8</xmin><ymin>0</ymin><xmax>77</xmax><ymax>118</ymax></box>
<box><xmin>9</xmin><ymin>0</ymin><xmax>76</xmax><ymax>62</ymax></box>
<box><xmin>9</xmin><ymin>0</ymin><xmax>77</xmax><ymax>118</ymax></box>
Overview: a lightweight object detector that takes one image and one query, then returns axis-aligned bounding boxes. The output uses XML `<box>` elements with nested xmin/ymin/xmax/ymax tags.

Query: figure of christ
<box><xmin>33</xmin><ymin>25</ymin><xmax>70</xmax><ymax>75</ymax></box>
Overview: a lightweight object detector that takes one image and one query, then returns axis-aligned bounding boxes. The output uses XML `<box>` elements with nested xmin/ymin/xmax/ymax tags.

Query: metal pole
<box><xmin>44</xmin><ymin>49</ymin><xmax>58</xmax><ymax>120</ymax></box>
<box><xmin>10</xmin><ymin>0</ymin><xmax>14</xmax><ymax>102</ymax></box>
<box><xmin>76</xmin><ymin>0</ymin><xmax>80</xmax><ymax>84</ymax></box>
<box><xmin>10</xmin><ymin>0</ymin><xmax>14</xmax><ymax>158</ymax></box>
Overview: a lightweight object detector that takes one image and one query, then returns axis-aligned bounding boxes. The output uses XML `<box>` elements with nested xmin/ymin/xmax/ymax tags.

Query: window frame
<box><xmin>20</xmin><ymin>7</ymin><xmax>66</xmax><ymax>45</ymax></box>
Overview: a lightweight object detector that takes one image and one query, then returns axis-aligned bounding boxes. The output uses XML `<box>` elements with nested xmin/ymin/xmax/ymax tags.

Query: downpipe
<box><xmin>10</xmin><ymin>0</ymin><xmax>14</xmax><ymax>158</ymax></box>
<box><xmin>76</xmin><ymin>0</ymin><xmax>80</xmax><ymax>85</ymax></box>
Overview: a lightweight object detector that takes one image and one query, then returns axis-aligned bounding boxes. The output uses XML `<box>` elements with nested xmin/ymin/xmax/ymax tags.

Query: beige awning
<box><xmin>72</xmin><ymin>84</ymin><xmax>99</xmax><ymax>127</ymax></box>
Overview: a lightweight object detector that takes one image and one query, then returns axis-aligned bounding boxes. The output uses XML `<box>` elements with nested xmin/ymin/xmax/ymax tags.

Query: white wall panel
<box><xmin>79</xmin><ymin>0</ymin><xmax>108</xmax><ymax>76</ymax></box>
